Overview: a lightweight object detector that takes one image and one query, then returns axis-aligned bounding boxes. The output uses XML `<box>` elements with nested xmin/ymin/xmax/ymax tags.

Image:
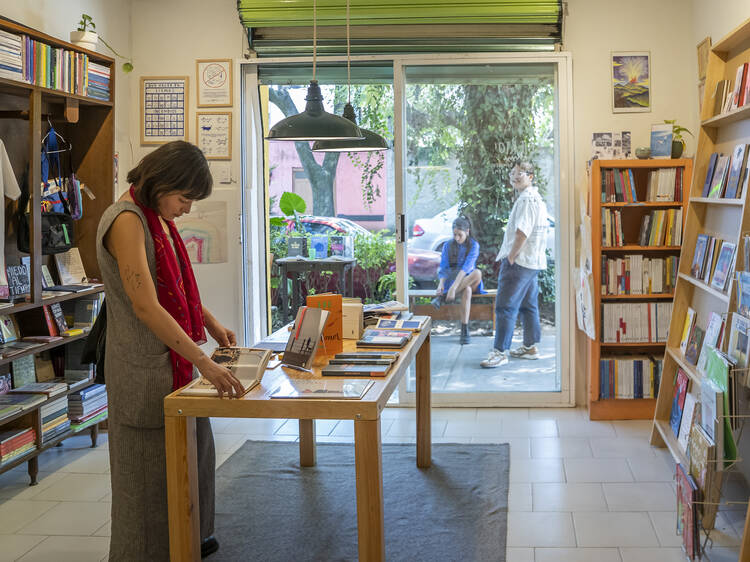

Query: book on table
<box><xmin>321</xmin><ymin>363</ymin><xmax>392</xmax><ymax>377</ymax></box>
<box><xmin>181</xmin><ymin>348</ymin><xmax>273</xmax><ymax>397</ymax></box>
<box><xmin>374</xmin><ymin>315</ymin><xmax>429</xmax><ymax>331</ymax></box>
<box><xmin>270</xmin><ymin>378</ymin><xmax>374</xmax><ymax>400</ymax></box>
<box><xmin>306</xmin><ymin>293</ymin><xmax>343</xmax><ymax>357</ymax></box>
<box><xmin>281</xmin><ymin>306</ymin><xmax>329</xmax><ymax>370</ymax></box>
<box><xmin>357</xmin><ymin>328</ymin><xmax>412</xmax><ymax>348</ymax></box>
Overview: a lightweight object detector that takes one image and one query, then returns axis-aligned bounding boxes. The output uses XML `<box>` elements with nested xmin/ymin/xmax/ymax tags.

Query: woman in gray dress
<box><xmin>97</xmin><ymin>141</ymin><xmax>244</xmax><ymax>560</ymax></box>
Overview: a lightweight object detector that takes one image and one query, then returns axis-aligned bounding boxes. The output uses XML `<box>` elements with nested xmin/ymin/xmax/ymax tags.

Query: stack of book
<box><xmin>68</xmin><ymin>384</ymin><xmax>107</xmax><ymax>431</ymax></box>
<box><xmin>600</xmin><ymin>255</ymin><xmax>678</xmax><ymax>295</ymax></box>
<box><xmin>86</xmin><ymin>61</ymin><xmax>110</xmax><ymax>101</ymax></box>
<box><xmin>21</xmin><ymin>35</ymin><xmax>89</xmax><ymax>95</ymax></box>
<box><xmin>0</xmin><ymin>427</ymin><xmax>36</xmax><ymax>466</ymax></box>
<box><xmin>10</xmin><ymin>380</ymin><xmax>68</xmax><ymax>398</ymax></box>
<box><xmin>40</xmin><ymin>396</ymin><xmax>70</xmax><ymax>444</ymax></box>
<box><xmin>600</xmin><ymin>302</ymin><xmax>672</xmax><ymax>343</ymax></box>
<box><xmin>701</xmin><ymin>145</ymin><xmax>750</xmax><ymax>200</ymax></box>
<box><xmin>598</xmin><ymin>356</ymin><xmax>661</xmax><ymax>399</ymax></box>
<box><xmin>645</xmin><ymin>168</ymin><xmax>684</xmax><ymax>201</ymax></box>
<box><xmin>322</xmin><ymin>351</ymin><xmax>400</xmax><ymax>377</ymax></box>
<box><xmin>357</xmin><ymin>328</ymin><xmax>412</xmax><ymax>348</ymax></box>
<box><xmin>362</xmin><ymin>300</ymin><xmax>409</xmax><ymax>327</ymax></box>
<box><xmin>0</xmin><ymin>392</ymin><xmax>45</xmax><ymax>422</ymax></box>
<box><xmin>689</xmin><ymin>235</ymin><xmax>736</xmax><ymax>292</ymax></box>
<box><xmin>637</xmin><ymin>209</ymin><xmax>683</xmax><ymax>246</ymax></box>
<box><xmin>0</xmin><ymin>29</ymin><xmax>23</xmax><ymax>81</ymax></box>
<box><xmin>601</xmin><ymin>208</ymin><xmax>623</xmax><ymax>246</ymax></box>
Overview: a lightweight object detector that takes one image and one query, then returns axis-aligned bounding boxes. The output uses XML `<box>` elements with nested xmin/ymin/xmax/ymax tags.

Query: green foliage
<box><xmin>75</xmin><ymin>14</ymin><xmax>133</xmax><ymax>73</ymax></box>
<box><xmin>375</xmin><ymin>272</ymin><xmax>415</xmax><ymax>302</ymax></box>
<box><xmin>274</xmin><ymin>191</ymin><xmax>307</xmax><ymax>234</ymax></box>
<box><xmin>538</xmin><ymin>250</ymin><xmax>556</xmax><ymax>304</ymax></box>
<box><xmin>664</xmin><ymin>119</ymin><xmax>693</xmax><ymax>143</ymax></box>
<box><xmin>77</xmin><ymin>14</ymin><xmax>95</xmax><ymax>32</ymax></box>
<box><xmin>353</xmin><ymin>230</ymin><xmax>395</xmax><ymax>270</ymax></box>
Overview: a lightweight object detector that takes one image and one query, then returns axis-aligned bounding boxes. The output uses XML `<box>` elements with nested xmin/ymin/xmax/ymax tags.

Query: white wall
<box><xmin>692</xmin><ymin>0</ymin><xmax>750</xmax><ymax>47</ymax></box>
<box><xmin>129</xmin><ymin>0</ymin><xmax>249</xmax><ymax>345</ymax></box>
<box><xmin>565</xmin><ymin>0</ymin><xmax>698</xmax><ymax>405</ymax></box>
<box><xmin>0</xmin><ymin>0</ymin><xmax>134</xmax><ymax>185</ymax></box>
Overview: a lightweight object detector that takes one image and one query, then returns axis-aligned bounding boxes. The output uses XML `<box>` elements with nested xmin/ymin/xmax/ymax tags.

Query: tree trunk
<box><xmin>268</xmin><ymin>86</ymin><xmax>340</xmax><ymax>216</ymax></box>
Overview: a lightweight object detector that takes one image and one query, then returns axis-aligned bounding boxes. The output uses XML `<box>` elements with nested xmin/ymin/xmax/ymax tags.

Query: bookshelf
<box><xmin>588</xmin><ymin>158</ymin><xmax>691</xmax><ymax>420</ymax></box>
<box><xmin>0</xmin><ymin>17</ymin><xmax>114</xmax><ymax>484</ymax></box>
<box><xmin>649</xmin><ymin>17</ymin><xmax>750</xmax><ymax>543</ymax></box>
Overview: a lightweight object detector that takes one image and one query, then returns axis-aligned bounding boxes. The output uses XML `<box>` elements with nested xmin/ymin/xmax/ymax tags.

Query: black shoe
<box><xmin>201</xmin><ymin>536</ymin><xmax>219</xmax><ymax>558</ymax></box>
<box><xmin>431</xmin><ymin>295</ymin><xmax>443</xmax><ymax>310</ymax></box>
<box><xmin>460</xmin><ymin>323</ymin><xmax>470</xmax><ymax>345</ymax></box>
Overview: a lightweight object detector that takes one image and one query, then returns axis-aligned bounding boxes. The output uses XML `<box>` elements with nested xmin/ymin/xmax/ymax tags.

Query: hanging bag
<box><xmin>16</xmin><ymin>126</ymin><xmax>74</xmax><ymax>255</ymax></box>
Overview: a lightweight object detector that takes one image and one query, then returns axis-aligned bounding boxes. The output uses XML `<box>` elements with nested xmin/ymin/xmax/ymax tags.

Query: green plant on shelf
<box><xmin>75</xmin><ymin>14</ymin><xmax>133</xmax><ymax>73</ymax></box>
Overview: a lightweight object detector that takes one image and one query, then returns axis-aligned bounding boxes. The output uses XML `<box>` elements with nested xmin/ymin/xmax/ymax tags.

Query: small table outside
<box><xmin>163</xmin><ymin>320</ymin><xmax>432</xmax><ymax>561</ymax></box>
<box><xmin>275</xmin><ymin>257</ymin><xmax>357</xmax><ymax>324</ymax></box>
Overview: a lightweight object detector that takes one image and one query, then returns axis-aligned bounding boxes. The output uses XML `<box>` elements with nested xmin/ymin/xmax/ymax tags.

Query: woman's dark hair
<box><xmin>511</xmin><ymin>160</ymin><xmax>535</xmax><ymax>177</ymax></box>
<box><xmin>452</xmin><ymin>216</ymin><xmax>471</xmax><ymax>232</ymax></box>
<box><xmin>127</xmin><ymin>141</ymin><xmax>212</xmax><ymax>209</ymax></box>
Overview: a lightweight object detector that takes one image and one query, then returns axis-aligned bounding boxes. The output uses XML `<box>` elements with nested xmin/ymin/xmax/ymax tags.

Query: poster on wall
<box><xmin>611</xmin><ymin>52</ymin><xmax>651</xmax><ymax>113</ymax></box>
<box><xmin>141</xmin><ymin>76</ymin><xmax>189</xmax><ymax>145</ymax></box>
<box><xmin>196</xmin><ymin>59</ymin><xmax>232</xmax><ymax>107</ymax></box>
<box><xmin>175</xmin><ymin>200</ymin><xmax>228</xmax><ymax>264</ymax></box>
<box><xmin>196</xmin><ymin>112</ymin><xmax>232</xmax><ymax>160</ymax></box>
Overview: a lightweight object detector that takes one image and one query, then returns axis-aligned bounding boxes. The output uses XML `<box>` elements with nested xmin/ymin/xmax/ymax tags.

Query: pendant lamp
<box><xmin>266</xmin><ymin>0</ymin><xmax>363</xmax><ymax>142</ymax></box>
<box><xmin>311</xmin><ymin>0</ymin><xmax>389</xmax><ymax>153</ymax></box>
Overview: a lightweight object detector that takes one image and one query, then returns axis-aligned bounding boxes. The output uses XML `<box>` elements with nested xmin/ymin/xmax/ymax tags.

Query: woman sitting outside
<box><xmin>432</xmin><ymin>216</ymin><xmax>484</xmax><ymax>344</ymax></box>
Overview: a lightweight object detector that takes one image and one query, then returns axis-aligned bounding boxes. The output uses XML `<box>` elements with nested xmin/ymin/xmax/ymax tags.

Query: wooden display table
<box><xmin>164</xmin><ymin>320</ymin><xmax>432</xmax><ymax>561</ymax></box>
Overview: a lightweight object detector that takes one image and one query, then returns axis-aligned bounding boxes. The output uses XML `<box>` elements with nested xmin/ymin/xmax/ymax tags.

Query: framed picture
<box><xmin>196</xmin><ymin>59</ymin><xmax>232</xmax><ymax>107</ymax></box>
<box><xmin>611</xmin><ymin>51</ymin><xmax>651</xmax><ymax>113</ymax></box>
<box><xmin>196</xmin><ymin>111</ymin><xmax>232</xmax><ymax>160</ymax></box>
<box><xmin>141</xmin><ymin>76</ymin><xmax>189</xmax><ymax>145</ymax></box>
<box><xmin>697</xmin><ymin>37</ymin><xmax>711</xmax><ymax>82</ymax></box>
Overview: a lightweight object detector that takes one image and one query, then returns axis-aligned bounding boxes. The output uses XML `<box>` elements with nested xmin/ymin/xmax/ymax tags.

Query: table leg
<box><xmin>27</xmin><ymin>456</ymin><xmax>38</xmax><ymax>486</ymax></box>
<box><xmin>165</xmin><ymin>415</ymin><xmax>200</xmax><ymax>562</ymax></box>
<box><xmin>299</xmin><ymin>419</ymin><xmax>316</xmax><ymax>467</ymax></box>
<box><xmin>279</xmin><ymin>265</ymin><xmax>289</xmax><ymax>324</ymax></box>
<box><xmin>416</xmin><ymin>333</ymin><xmax>431</xmax><ymax>468</ymax></box>
<box><xmin>354</xmin><ymin>419</ymin><xmax>385</xmax><ymax>562</ymax></box>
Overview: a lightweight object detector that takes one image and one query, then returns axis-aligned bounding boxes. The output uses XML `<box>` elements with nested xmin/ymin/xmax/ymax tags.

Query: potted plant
<box><xmin>664</xmin><ymin>119</ymin><xmax>693</xmax><ymax>158</ymax></box>
<box><xmin>70</xmin><ymin>14</ymin><xmax>134</xmax><ymax>73</ymax></box>
<box><xmin>270</xmin><ymin>192</ymin><xmax>309</xmax><ymax>257</ymax></box>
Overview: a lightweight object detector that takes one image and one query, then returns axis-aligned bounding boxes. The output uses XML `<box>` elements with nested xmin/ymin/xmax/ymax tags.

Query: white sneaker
<box><xmin>480</xmin><ymin>349</ymin><xmax>509</xmax><ymax>368</ymax></box>
<box><xmin>508</xmin><ymin>345</ymin><xmax>540</xmax><ymax>360</ymax></box>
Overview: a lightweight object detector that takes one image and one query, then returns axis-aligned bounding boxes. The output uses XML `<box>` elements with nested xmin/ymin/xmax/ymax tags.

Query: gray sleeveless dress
<box><xmin>97</xmin><ymin>201</ymin><xmax>215</xmax><ymax>561</ymax></box>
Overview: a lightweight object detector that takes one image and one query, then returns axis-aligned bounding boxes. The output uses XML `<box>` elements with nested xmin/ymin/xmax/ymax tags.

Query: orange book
<box><xmin>306</xmin><ymin>293</ymin><xmax>343</xmax><ymax>357</ymax></box>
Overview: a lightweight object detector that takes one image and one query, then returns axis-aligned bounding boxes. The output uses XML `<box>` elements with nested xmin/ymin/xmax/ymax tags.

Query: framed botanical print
<box><xmin>611</xmin><ymin>52</ymin><xmax>651</xmax><ymax>113</ymax></box>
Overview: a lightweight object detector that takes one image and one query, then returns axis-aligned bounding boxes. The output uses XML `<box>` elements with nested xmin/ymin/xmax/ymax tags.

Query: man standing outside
<box><xmin>481</xmin><ymin>161</ymin><xmax>549</xmax><ymax>368</ymax></box>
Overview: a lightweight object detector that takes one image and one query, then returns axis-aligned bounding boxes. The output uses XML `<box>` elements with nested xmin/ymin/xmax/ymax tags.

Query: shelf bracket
<box><xmin>64</xmin><ymin>98</ymin><xmax>79</xmax><ymax>123</ymax></box>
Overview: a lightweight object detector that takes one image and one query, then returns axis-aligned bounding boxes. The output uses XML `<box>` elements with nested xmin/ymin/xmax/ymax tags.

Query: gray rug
<box><xmin>212</xmin><ymin>441</ymin><xmax>509</xmax><ymax>561</ymax></box>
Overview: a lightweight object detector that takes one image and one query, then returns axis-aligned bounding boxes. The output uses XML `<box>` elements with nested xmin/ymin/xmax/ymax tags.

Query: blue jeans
<box><xmin>493</xmin><ymin>259</ymin><xmax>541</xmax><ymax>352</ymax></box>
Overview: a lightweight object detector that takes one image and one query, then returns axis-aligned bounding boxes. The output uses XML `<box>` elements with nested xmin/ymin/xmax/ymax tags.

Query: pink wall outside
<box><xmin>268</xmin><ymin>142</ymin><xmax>387</xmax><ymax>230</ymax></box>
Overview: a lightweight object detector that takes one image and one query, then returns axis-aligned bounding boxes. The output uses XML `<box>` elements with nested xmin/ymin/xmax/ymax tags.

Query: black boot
<box><xmin>201</xmin><ymin>536</ymin><xmax>219</xmax><ymax>558</ymax></box>
<box><xmin>460</xmin><ymin>323</ymin><xmax>470</xmax><ymax>345</ymax></box>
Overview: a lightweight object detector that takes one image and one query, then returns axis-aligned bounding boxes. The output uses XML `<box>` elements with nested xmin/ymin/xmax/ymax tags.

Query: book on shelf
<box><xmin>11</xmin><ymin>355</ymin><xmax>35</xmax><ymax>388</ymax></box>
<box><xmin>712</xmin><ymin>79</ymin><xmax>730</xmax><ymax>116</ymax></box>
<box><xmin>650</xmin><ymin>124</ymin><xmax>673</xmax><ymax>159</ymax></box>
<box><xmin>282</xmin><ymin>306</ymin><xmax>329</xmax><ymax>370</ymax></box>
<box><xmin>269</xmin><ymin>378</ymin><xmax>374</xmax><ymax>400</ymax></box>
<box><xmin>707</xmin><ymin>154</ymin><xmax>730</xmax><ymax>198</ymax></box>
<box><xmin>180</xmin><ymin>348</ymin><xmax>273</xmax><ymax>397</ymax></box>
<box><xmin>599</xmin><ymin>302</ymin><xmax>671</xmax><ymax>343</ymax></box>
<box><xmin>669</xmin><ymin>369</ymin><xmax>689</xmax><ymax>437</ymax></box>
<box><xmin>699</xmin><ymin>377</ymin><xmax>723</xmax><ymax>463</ymax></box>
<box><xmin>600</xmin><ymin>255</ymin><xmax>678</xmax><ymax>295</ymax></box>
<box><xmin>0</xmin><ymin>315</ymin><xmax>19</xmax><ymax>343</ymax></box>
<box><xmin>635</xmin><ymin>209</ymin><xmax>682</xmax><ymax>246</ymax></box>
<box><xmin>709</xmin><ymin>241</ymin><xmax>737</xmax><ymax>291</ymax></box>
<box><xmin>0</xmin><ymin>364</ymin><xmax>9</xmax><ymax>394</ymax></box>
<box><xmin>677</xmin><ymin>391</ymin><xmax>698</xmax><ymax>453</ymax></box>
<box><xmin>34</xmin><ymin>355</ymin><xmax>56</xmax><ymax>382</ymax></box>
<box><xmin>679</xmin><ymin>308</ymin><xmax>697</xmax><ymax>355</ymax></box>
<box><xmin>738</xmin><ymin>272</ymin><xmax>750</xmax><ymax>318</ymax></box>
<box><xmin>676</xmin><ymin>463</ymin><xmax>699</xmax><ymax>560</ymax></box>
<box><xmin>6</xmin><ymin>264</ymin><xmax>29</xmax><ymax>300</ymax></box>
<box><xmin>731</xmin><ymin>63</ymin><xmax>748</xmax><ymax>110</ymax></box>
<box><xmin>696</xmin><ymin>312</ymin><xmax>726</xmax><ymax>375</ymax></box>
<box><xmin>357</xmin><ymin>328</ymin><xmax>412</xmax><ymax>348</ymax></box>
<box><xmin>688</xmin><ymin>422</ymin><xmax>719</xmax><ymax>528</ymax></box>
<box><xmin>724</xmin><ymin>144</ymin><xmax>748</xmax><ymax>199</ymax></box>
<box><xmin>0</xmin><ymin>427</ymin><xmax>36</xmax><ymax>465</ymax></box>
<box><xmin>598</xmin><ymin>355</ymin><xmax>661</xmax><ymax>399</ymax></box>
<box><xmin>54</xmin><ymin>248</ymin><xmax>88</xmax><ymax>285</ymax></box>
<box><xmin>306</xmin><ymin>293</ymin><xmax>343</xmax><ymax>357</ymax></box>
<box><xmin>10</xmin><ymin>380</ymin><xmax>67</xmax><ymax>397</ymax></box>
<box><xmin>374</xmin><ymin>315</ymin><xmax>429</xmax><ymax>331</ymax></box>
<box><xmin>684</xmin><ymin>326</ymin><xmax>704</xmax><ymax>365</ymax></box>
<box><xmin>704</xmin><ymin>348</ymin><xmax>737</xmax><ymax>467</ymax></box>
<box><xmin>726</xmin><ymin>312</ymin><xmax>750</xmax><ymax>369</ymax></box>
<box><xmin>690</xmin><ymin>234</ymin><xmax>710</xmax><ymax>277</ymax></box>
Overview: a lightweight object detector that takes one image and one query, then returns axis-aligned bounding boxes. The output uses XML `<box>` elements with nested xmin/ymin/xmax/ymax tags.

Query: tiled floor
<box><xmin>0</xmin><ymin>407</ymin><xmax>744</xmax><ymax>561</ymax></box>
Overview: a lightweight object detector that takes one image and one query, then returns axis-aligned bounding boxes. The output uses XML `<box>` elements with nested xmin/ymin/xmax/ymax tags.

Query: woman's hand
<box><xmin>446</xmin><ymin>287</ymin><xmax>456</xmax><ymax>302</ymax></box>
<box><xmin>206</xmin><ymin>319</ymin><xmax>237</xmax><ymax>347</ymax></box>
<box><xmin>436</xmin><ymin>279</ymin><xmax>445</xmax><ymax>295</ymax></box>
<box><xmin>196</xmin><ymin>356</ymin><xmax>245</xmax><ymax>399</ymax></box>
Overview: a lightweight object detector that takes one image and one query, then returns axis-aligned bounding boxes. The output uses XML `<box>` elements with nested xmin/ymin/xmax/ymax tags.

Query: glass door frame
<box><xmin>241</xmin><ymin>52</ymin><xmax>576</xmax><ymax>407</ymax></box>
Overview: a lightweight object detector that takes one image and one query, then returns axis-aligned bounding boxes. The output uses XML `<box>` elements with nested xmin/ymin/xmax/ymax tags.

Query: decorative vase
<box><xmin>69</xmin><ymin>30</ymin><xmax>98</xmax><ymax>51</ymax></box>
<box><xmin>635</xmin><ymin>147</ymin><xmax>651</xmax><ymax>159</ymax></box>
<box><xmin>671</xmin><ymin>140</ymin><xmax>684</xmax><ymax>159</ymax></box>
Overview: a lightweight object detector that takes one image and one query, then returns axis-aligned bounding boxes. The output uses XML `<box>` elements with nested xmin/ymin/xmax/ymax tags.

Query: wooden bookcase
<box><xmin>0</xmin><ymin>17</ymin><xmax>114</xmax><ymax>484</ymax></box>
<box><xmin>649</xmin><ymin>18</ymin><xmax>750</xmax><ymax>542</ymax></box>
<box><xmin>588</xmin><ymin>158</ymin><xmax>691</xmax><ymax>420</ymax></box>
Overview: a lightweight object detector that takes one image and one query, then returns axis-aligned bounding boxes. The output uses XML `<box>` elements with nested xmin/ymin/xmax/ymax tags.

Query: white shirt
<box><xmin>496</xmin><ymin>185</ymin><xmax>548</xmax><ymax>270</ymax></box>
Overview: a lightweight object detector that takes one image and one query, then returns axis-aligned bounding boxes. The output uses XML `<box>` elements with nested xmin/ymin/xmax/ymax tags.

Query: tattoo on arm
<box><xmin>123</xmin><ymin>265</ymin><xmax>143</xmax><ymax>291</ymax></box>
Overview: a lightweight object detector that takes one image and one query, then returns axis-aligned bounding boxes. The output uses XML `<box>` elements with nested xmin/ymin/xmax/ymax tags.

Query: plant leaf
<box><xmin>279</xmin><ymin>191</ymin><xmax>306</xmax><ymax>216</ymax></box>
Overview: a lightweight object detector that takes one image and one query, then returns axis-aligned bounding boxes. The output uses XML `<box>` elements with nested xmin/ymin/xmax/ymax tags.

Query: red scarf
<box><xmin>130</xmin><ymin>186</ymin><xmax>206</xmax><ymax>390</ymax></box>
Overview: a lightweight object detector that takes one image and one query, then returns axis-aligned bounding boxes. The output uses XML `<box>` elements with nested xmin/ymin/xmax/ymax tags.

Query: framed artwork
<box><xmin>196</xmin><ymin>59</ymin><xmax>233</xmax><ymax>107</ymax></box>
<box><xmin>611</xmin><ymin>52</ymin><xmax>651</xmax><ymax>113</ymax></box>
<box><xmin>697</xmin><ymin>37</ymin><xmax>711</xmax><ymax>81</ymax></box>
<box><xmin>196</xmin><ymin>111</ymin><xmax>232</xmax><ymax>160</ymax></box>
<box><xmin>141</xmin><ymin>76</ymin><xmax>189</xmax><ymax>145</ymax></box>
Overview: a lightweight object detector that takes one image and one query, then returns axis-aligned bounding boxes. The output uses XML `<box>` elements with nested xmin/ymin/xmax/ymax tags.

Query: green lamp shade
<box><xmin>311</xmin><ymin>102</ymin><xmax>389</xmax><ymax>152</ymax></box>
<box><xmin>266</xmin><ymin>80</ymin><xmax>364</xmax><ymax>141</ymax></box>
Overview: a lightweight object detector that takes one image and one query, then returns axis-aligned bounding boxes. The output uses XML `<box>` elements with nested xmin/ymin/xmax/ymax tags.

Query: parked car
<box><xmin>409</xmin><ymin>204</ymin><xmax>557</xmax><ymax>255</ymax></box>
<box><xmin>273</xmin><ymin>215</ymin><xmax>440</xmax><ymax>286</ymax></box>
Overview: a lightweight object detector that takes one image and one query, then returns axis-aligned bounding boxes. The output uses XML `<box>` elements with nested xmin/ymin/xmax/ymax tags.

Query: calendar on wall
<box><xmin>140</xmin><ymin>76</ymin><xmax>189</xmax><ymax>145</ymax></box>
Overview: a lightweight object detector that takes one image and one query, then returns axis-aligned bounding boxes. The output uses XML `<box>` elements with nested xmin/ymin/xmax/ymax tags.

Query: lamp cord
<box><xmin>346</xmin><ymin>0</ymin><xmax>351</xmax><ymax>103</ymax></box>
<box><xmin>313</xmin><ymin>0</ymin><xmax>317</xmax><ymax>81</ymax></box>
